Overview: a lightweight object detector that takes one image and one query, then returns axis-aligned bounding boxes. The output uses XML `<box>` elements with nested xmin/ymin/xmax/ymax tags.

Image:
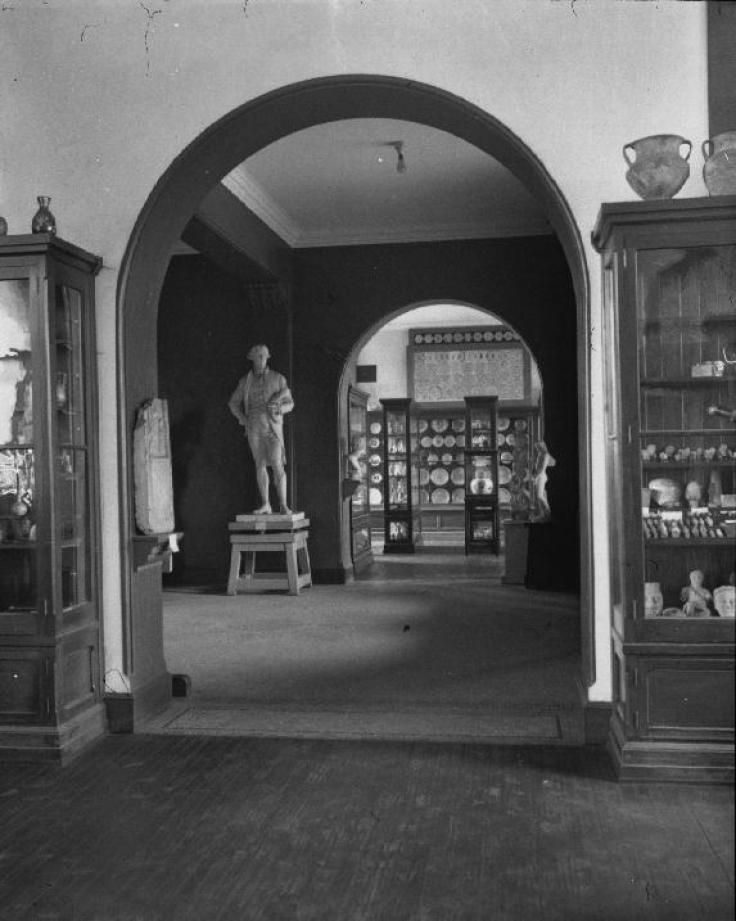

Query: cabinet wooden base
<box><xmin>0</xmin><ymin>703</ymin><xmax>106</xmax><ymax>764</ymax></box>
<box><xmin>608</xmin><ymin>715</ymin><xmax>734</xmax><ymax>784</ymax></box>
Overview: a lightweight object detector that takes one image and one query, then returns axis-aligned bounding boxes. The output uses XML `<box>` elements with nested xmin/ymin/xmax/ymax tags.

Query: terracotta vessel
<box><xmin>623</xmin><ymin>134</ymin><xmax>691</xmax><ymax>200</ymax></box>
<box><xmin>31</xmin><ymin>195</ymin><xmax>56</xmax><ymax>234</ymax></box>
<box><xmin>702</xmin><ymin>131</ymin><xmax>736</xmax><ymax>196</ymax></box>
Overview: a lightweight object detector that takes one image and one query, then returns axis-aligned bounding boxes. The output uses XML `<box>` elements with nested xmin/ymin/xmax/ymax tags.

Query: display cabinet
<box><xmin>496</xmin><ymin>407</ymin><xmax>540</xmax><ymax>521</ymax></box>
<box><xmin>0</xmin><ymin>234</ymin><xmax>103</xmax><ymax>761</ymax></box>
<box><xmin>380</xmin><ymin>398</ymin><xmax>420</xmax><ymax>552</ymax></box>
<box><xmin>594</xmin><ymin>198</ymin><xmax>736</xmax><ymax>782</ymax></box>
<box><xmin>464</xmin><ymin>396</ymin><xmax>500</xmax><ymax>553</ymax></box>
<box><xmin>347</xmin><ymin>386</ymin><xmax>372</xmax><ymax>567</ymax></box>
<box><xmin>366</xmin><ymin>409</ymin><xmax>384</xmax><ymax>538</ymax></box>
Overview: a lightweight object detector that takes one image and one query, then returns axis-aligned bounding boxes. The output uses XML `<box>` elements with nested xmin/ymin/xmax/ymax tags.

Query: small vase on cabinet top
<box><xmin>623</xmin><ymin>134</ymin><xmax>691</xmax><ymax>200</ymax></box>
<box><xmin>702</xmin><ymin>131</ymin><xmax>736</xmax><ymax>196</ymax></box>
<box><xmin>31</xmin><ymin>195</ymin><xmax>56</xmax><ymax>235</ymax></box>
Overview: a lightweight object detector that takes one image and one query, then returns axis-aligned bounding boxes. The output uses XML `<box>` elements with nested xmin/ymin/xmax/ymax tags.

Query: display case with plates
<box><xmin>0</xmin><ymin>234</ymin><xmax>104</xmax><ymax>761</ymax></box>
<box><xmin>594</xmin><ymin>197</ymin><xmax>736</xmax><ymax>782</ymax></box>
<box><xmin>380</xmin><ymin>398</ymin><xmax>421</xmax><ymax>552</ymax></box>
<box><xmin>464</xmin><ymin>396</ymin><xmax>500</xmax><ymax>553</ymax></box>
<box><xmin>496</xmin><ymin>409</ymin><xmax>541</xmax><ymax>518</ymax></box>
<box><xmin>347</xmin><ymin>386</ymin><xmax>372</xmax><ymax>567</ymax></box>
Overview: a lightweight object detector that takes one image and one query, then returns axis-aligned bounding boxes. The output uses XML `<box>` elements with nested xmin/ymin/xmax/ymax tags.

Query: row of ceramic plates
<box><xmin>368</xmin><ymin>487</ymin><xmax>513</xmax><ymax>505</ymax></box>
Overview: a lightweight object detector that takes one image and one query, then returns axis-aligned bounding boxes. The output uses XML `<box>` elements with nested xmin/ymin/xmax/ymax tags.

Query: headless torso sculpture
<box><xmin>228</xmin><ymin>344</ymin><xmax>294</xmax><ymax>515</ymax></box>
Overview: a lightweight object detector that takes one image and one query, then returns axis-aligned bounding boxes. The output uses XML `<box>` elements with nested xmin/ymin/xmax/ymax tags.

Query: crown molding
<box><xmin>292</xmin><ymin>218</ymin><xmax>553</xmax><ymax>248</ymax></box>
<box><xmin>222</xmin><ymin>166</ymin><xmax>301</xmax><ymax>247</ymax></box>
<box><xmin>222</xmin><ymin>167</ymin><xmax>552</xmax><ymax>249</ymax></box>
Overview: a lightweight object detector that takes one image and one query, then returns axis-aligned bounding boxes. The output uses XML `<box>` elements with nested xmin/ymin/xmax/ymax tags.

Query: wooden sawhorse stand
<box><xmin>227</xmin><ymin>515</ymin><xmax>311</xmax><ymax>596</ymax></box>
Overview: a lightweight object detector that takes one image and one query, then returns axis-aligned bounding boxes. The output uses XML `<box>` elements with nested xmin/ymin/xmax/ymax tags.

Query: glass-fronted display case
<box><xmin>464</xmin><ymin>396</ymin><xmax>499</xmax><ymax>553</ymax></box>
<box><xmin>380</xmin><ymin>398</ymin><xmax>420</xmax><ymax>552</ymax></box>
<box><xmin>347</xmin><ymin>386</ymin><xmax>372</xmax><ymax>567</ymax></box>
<box><xmin>594</xmin><ymin>198</ymin><xmax>735</xmax><ymax>783</ymax></box>
<box><xmin>497</xmin><ymin>408</ymin><xmax>540</xmax><ymax>522</ymax></box>
<box><xmin>0</xmin><ymin>234</ymin><xmax>103</xmax><ymax>760</ymax></box>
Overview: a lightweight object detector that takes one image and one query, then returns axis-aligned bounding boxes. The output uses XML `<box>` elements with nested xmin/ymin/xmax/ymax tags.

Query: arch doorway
<box><xmin>337</xmin><ymin>301</ymin><xmax>550</xmax><ymax>571</ymax></box>
<box><xmin>119</xmin><ymin>75</ymin><xmax>593</xmax><ymax>721</ymax></box>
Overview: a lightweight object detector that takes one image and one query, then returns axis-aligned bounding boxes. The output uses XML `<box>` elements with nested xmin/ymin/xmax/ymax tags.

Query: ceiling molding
<box><xmin>292</xmin><ymin>218</ymin><xmax>553</xmax><ymax>248</ymax></box>
<box><xmin>222</xmin><ymin>167</ymin><xmax>301</xmax><ymax>247</ymax></box>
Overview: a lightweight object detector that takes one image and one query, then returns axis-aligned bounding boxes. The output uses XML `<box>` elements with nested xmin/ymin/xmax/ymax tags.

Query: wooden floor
<box><xmin>1</xmin><ymin>734</ymin><xmax>733</xmax><ymax>921</ymax></box>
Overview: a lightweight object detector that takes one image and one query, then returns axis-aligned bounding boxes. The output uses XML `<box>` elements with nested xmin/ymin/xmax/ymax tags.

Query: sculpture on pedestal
<box><xmin>228</xmin><ymin>344</ymin><xmax>294</xmax><ymax>515</ymax></box>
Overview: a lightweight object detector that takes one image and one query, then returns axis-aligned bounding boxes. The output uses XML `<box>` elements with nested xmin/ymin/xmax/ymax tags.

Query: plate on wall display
<box><xmin>498</xmin><ymin>466</ymin><xmax>512</xmax><ymax>485</ymax></box>
<box><xmin>450</xmin><ymin>467</ymin><xmax>465</xmax><ymax>485</ymax></box>
<box><xmin>514</xmin><ymin>418</ymin><xmax>528</xmax><ymax>432</ymax></box>
<box><xmin>498</xmin><ymin>487</ymin><xmax>512</xmax><ymax>505</ymax></box>
<box><xmin>444</xmin><ymin>434</ymin><xmax>456</xmax><ymax>447</ymax></box>
<box><xmin>419</xmin><ymin>469</ymin><xmax>430</xmax><ymax>486</ymax></box>
<box><xmin>369</xmin><ymin>454</ymin><xmax>381</xmax><ymax>467</ymax></box>
<box><xmin>369</xmin><ymin>437</ymin><xmax>380</xmax><ymax>449</ymax></box>
<box><xmin>470</xmin><ymin>477</ymin><xmax>493</xmax><ymax>495</ymax></box>
<box><xmin>455</xmin><ymin>434</ymin><xmax>466</xmax><ymax>448</ymax></box>
<box><xmin>369</xmin><ymin>488</ymin><xmax>383</xmax><ymax>505</ymax></box>
<box><xmin>432</xmin><ymin>434</ymin><xmax>445</xmax><ymax>448</ymax></box>
<box><xmin>420</xmin><ymin>435</ymin><xmax>433</xmax><ymax>448</ymax></box>
<box><xmin>430</xmin><ymin>467</ymin><xmax>449</xmax><ymax>486</ymax></box>
<box><xmin>451</xmin><ymin>418</ymin><xmax>465</xmax><ymax>432</ymax></box>
<box><xmin>370</xmin><ymin>472</ymin><xmax>383</xmax><ymax>484</ymax></box>
<box><xmin>441</xmin><ymin>452</ymin><xmax>453</xmax><ymax>465</ymax></box>
<box><xmin>427</xmin><ymin>452</ymin><xmax>439</xmax><ymax>465</ymax></box>
<box><xmin>431</xmin><ymin>487</ymin><xmax>450</xmax><ymax>504</ymax></box>
<box><xmin>500</xmin><ymin>451</ymin><xmax>513</xmax><ymax>465</ymax></box>
<box><xmin>418</xmin><ymin>419</ymin><xmax>429</xmax><ymax>433</ymax></box>
<box><xmin>505</xmin><ymin>433</ymin><xmax>516</xmax><ymax>447</ymax></box>
<box><xmin>432</xmin><ymin>418</ymin><xmax>449</xmax><ymax>433</ymax></box>
<box><xmin>497</xmin><ymin>416</ymin><xmax>510</xmax><ymax>432</ymax></box>
<box><xmin>369</xmin><ymin>422</ymin><xmax>382</xmax><ymax>435</ymax></box>
<box><xmin>452</xmin><ymin>487</ymin><xmax>465</xmax><ymax>504</ymax></box>
<box><xmin>496</xmin><ymin>433</ymin><xmax>506</xmax><ymax>447</ymax></box>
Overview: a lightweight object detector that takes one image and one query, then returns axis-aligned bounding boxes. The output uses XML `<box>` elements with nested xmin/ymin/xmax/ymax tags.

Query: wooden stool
<box><xmin>227</xmin><ymin>516</ymin><xmax>311</xmax><ymax>596</ymax></box>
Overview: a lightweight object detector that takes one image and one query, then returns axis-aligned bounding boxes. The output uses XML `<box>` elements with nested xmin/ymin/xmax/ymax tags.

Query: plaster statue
<box><xmin>228</xmin><ymin>344</ymin><xmax>294</xmax><ymax>515</ymax></box>
<box><xmin>680</xmin><ymin>569</ymin><xmax>712</xmax><ymax>618</ymax></box>
<box><xmin>529</xmin><ymin>440</ymin><xmax>556</xmax><ymax>522</ymax></box>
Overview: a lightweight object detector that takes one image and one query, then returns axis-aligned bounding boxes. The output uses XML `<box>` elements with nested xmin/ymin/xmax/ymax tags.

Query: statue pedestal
<box><xmin>227</xmin><ymin>514</ymin><xmax>311</xmax><ymax>595</ymax></box>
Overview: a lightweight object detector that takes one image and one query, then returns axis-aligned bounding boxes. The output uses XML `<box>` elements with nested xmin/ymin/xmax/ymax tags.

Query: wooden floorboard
<box><xmin>0</xmin><ymin>734</ymin><xmax>733</xmax><ymax>921</ymax></box>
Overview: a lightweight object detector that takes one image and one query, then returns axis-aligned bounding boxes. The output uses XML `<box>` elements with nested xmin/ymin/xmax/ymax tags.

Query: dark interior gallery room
<box><xmin>0</xmin><ymin>2</ymin><xmax>734</xmax><ymax>919</ymax></box>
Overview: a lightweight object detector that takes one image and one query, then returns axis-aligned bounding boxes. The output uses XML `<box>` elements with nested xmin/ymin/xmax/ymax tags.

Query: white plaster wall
<box><xmin>0</xmin><ymin>0</ymin><xmax>709</xmax><ymax>699</ymax></box>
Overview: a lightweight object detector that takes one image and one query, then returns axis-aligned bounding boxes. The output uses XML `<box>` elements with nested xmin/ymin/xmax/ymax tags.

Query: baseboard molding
<box><xmin>583</xmin><ymin>701</ymin><xmax>612</xmax><ymax>745</ymax></box>
<box><xmin>0</xmin><ymin>703</ymin><xmax>106</xmax><ymax>764</ymax></box>
<box><xmin>105</xmin><ymin>693</ymin><xmax>135</xmax><ymax>733</ymax></box>
<box><xmin>608</xmin><ymin>716</ymin><xmax>734</xmax><ymax>784</ymax></box>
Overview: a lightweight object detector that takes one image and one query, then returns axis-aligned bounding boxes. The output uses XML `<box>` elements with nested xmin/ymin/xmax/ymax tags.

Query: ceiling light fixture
<box><xmin>391</xmin><ymin>141</ymin><xmax>407</xmax><ymax>174</ymax></box>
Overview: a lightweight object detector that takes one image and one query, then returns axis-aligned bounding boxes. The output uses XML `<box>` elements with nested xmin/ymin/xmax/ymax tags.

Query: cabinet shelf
<box><xmin>643</xmin><ymin>461</ymin><xmax>735</xmax><ymax>470</ymax></box>
<box><xmin>640</xmin><ymin>377</ymin><xmax>734</xmax><ymax>388</ymax></box>
<box><xmin>645</xmin><ymin>538</ymin><xmax>733</xmax><ymax>547</ymax></box>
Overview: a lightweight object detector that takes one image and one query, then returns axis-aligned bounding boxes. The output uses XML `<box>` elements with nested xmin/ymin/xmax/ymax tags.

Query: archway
<box><xmin>337</xmin><ymin>300</ymin><xmax>548</xmax><ymax>570</ymax></box>
<box><xmin>118</xmin><ymin>75</ymin><xmax>593</xmax><ymax>709</ymax></box>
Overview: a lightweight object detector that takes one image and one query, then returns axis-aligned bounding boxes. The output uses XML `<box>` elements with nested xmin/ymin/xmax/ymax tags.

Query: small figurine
<box><xmin>680</xmin><ymin>569</ymin><xmax>712</xmax><ymax>618</ymax></box>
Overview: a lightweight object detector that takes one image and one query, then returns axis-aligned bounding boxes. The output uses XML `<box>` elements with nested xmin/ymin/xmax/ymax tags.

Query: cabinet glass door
<box><xmin>0</xmin><ymin>277</ymin><xmax>37</xmax><ymax>613</ymax></box>
<box><xmin>54</xmin><ymin>285</ymin><xmax>92</xmax><ymax>610</ymax></box>
<box><xmin>637</xmin><ymin>244</ymin><xmax>736</xmax><ymax>620</ymax></box>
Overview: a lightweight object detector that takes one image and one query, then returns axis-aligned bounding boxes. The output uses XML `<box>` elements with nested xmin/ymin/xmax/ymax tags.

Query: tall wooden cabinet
<box><xmin>0</xmin><ymin>234</ymin><xmax>104</xmax><ymax>762</ymax></box>
<box><xmin>464</xmin><ymin>396</ymin><xmax>500</xmax><ymax>553</ymax></box>
<box><xmin>380</xmin><ymin>398</ymin><xmax>421</xmax><ymax>552</ymax></box>
<box><xmin>593</xmin><ymin>198</ymin><xmax>736</xmax><ymax>783</ymax></box>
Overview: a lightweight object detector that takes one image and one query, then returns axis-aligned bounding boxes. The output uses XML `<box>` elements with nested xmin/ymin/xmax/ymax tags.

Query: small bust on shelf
<box><xmin>228</xmin><ymin>344</ymin><xmax>294</xmax><ymax>515</ymax></box>
<box><xmin>680</xmin><ymin>569</ymin><xmax>712</xmax><ymax>618</ymax></box>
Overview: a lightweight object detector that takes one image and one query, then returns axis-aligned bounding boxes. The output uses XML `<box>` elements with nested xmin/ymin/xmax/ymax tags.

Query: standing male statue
<box><xmin>228</xmin><ymin>344</ymin><xmax>294</xmax><ymax>515</ymax></box>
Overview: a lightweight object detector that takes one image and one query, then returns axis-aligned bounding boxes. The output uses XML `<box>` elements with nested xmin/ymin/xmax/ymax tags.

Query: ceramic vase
<box><xmin>31</xmin><ymin>195</ymin><xmax>56</xmax><ymax>235</ymax></box>
<box><xmin>644</xmin><ymin>582</ymin><xmax>664</xmax><ymax>618</ymax></box>
<box><xmin>702</xmin><ymin>131</ymin><xmax>736</xmax><ymax>196</ymax></box>
<box><xmin>623</xmin><ymin>135</ymin><xmax>691</xmax><ymax>200</ymax></box>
